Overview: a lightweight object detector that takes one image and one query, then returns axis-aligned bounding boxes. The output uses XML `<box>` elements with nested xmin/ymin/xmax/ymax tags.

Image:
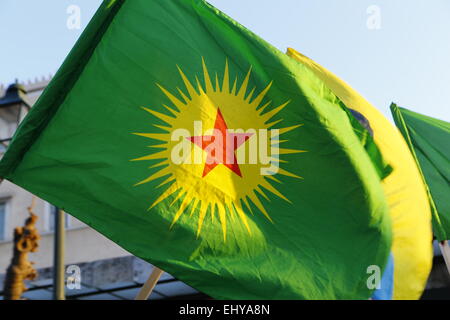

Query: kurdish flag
<box><xmin>0</xmin><ymin>0</ymin><xmax>392</xmax><ymax>299</ymax></box>
<box><xmin>286</xmin><ymin>49</ymin><xmax>433</xmax><ymax>300</ymax></box>
<box><xmin>391</xmin><ymin>104</ymin><xmax>450</xmax><ymax>241</ymax></box>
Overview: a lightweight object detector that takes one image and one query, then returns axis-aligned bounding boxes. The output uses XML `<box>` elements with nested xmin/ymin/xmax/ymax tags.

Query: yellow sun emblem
<box><xmin>132</xmin><ymin>58</ymin><xmax>304</xmax><ymax>240</ymax></box>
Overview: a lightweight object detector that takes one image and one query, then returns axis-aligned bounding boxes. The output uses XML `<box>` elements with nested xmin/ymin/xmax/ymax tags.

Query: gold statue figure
<box><xmin>3</xmin><ymin>198</ymin><xmax>40</xmax><ymax>300</ymax></box>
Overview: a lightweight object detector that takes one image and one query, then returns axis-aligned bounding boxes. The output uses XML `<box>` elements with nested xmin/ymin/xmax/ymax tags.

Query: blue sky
<box><xmin>0</xmin><ymin>0</ymin><xmax>449</xmax><ymax>121</ymax></box>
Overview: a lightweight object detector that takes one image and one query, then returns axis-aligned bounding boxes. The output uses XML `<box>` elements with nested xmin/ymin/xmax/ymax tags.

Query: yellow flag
<box><xmin>287</xmin><ymin>48</ymin><xmax>432</xmax><ymax>300</ymax></box>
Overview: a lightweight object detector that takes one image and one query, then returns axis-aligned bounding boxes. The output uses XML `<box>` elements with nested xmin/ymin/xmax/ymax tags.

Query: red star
<box><xmin>187</xmin><ymin>108</ymin><xmax>253</xmax><ymax>178</ymax></box>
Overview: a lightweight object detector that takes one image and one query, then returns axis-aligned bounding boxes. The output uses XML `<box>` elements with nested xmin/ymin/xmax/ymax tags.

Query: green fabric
<box><xmin>0</xmin><ymin>0</ymin><xmax>392</xmax><ymax>299</ymax></box>
<box><xmin>391</xmin><ymin>104</ymin><xmax>450</xmax><ymax>241</ymax></box>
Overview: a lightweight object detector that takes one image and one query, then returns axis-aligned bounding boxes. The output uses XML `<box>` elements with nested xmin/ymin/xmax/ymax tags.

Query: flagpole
<box><xmin>439</xmin><ymin>241</ymin><xmax>450</xmax><ymax>276</ymax></box>
<box><xmin>135</xmin><ymin>266</ymin><xmax>164</xmax><ymax>300</ymax></box>
<box><xmin>53</xmin><ymin>208</ymin><xmax>66</xmax><ymax>300</ymax></box>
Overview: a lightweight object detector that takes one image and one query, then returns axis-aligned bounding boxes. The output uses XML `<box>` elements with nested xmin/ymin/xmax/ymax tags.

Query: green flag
<box><xmin>0</xmin><ymin>0</ymin><xmax>392</xmax><ymax>299</ymax></box>
<box><xmin>391</xmin><ymin>104</ymin><xmax>450</xmax><ymax>241</ymax></box>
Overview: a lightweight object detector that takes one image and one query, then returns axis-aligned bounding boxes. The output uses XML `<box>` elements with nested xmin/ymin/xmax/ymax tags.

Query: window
<box><xmin>0</xmin><ymin>201</ymin><xmax>7</xmax><ymax>241</ymax></box>
<box><xmin>47</xmin><ymin>204</ymin><xmax>70</xmax><ymax>231</ymax></box>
